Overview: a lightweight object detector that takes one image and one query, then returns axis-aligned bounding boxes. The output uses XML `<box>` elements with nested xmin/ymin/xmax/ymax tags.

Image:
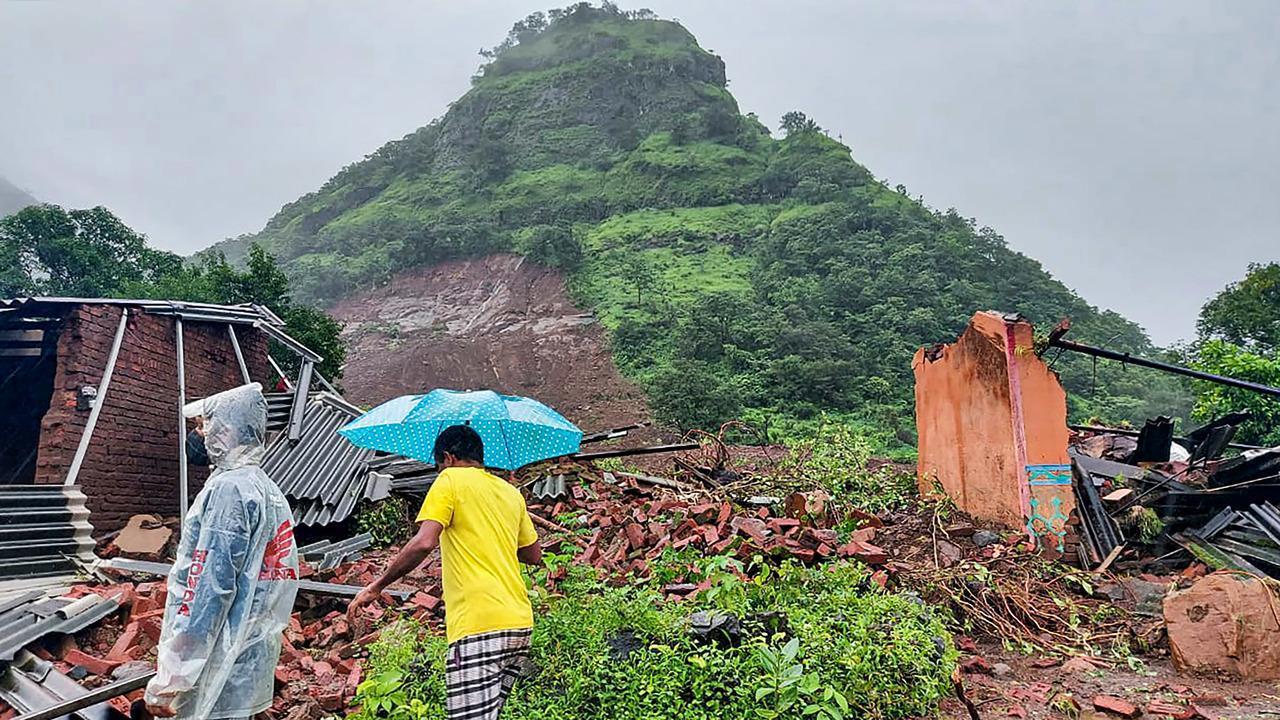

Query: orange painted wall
<box><xmin>913</xmin><ymin>312</ymin><xmax>1072</xmax><ymax>542</ymax></box>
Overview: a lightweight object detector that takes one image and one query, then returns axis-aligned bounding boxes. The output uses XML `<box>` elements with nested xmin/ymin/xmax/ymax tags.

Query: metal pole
<box><xmin>1050</xmin><ymin>338</ymin><xmax>1280</xmax><ymax>398</ymax></box>
<box><xmin>227</xmin><ymin>325</ymin><xmax>250</xmax><ymax>383</ymax></box>
<box><xmin>287</xmin><ymin>360</ymin><xmax>314</xmax><ymax>443</ymax></box>
<box><xmin>65</xmin><ymin>311</ymin><xmax>129</xmax><ymax>486</ymax></box>
<box><xmin>176</xmin><ymin>317</ymin><xmax>189</xmax><ymax>519</ymax></box>
<box><xmin>267</xmin><ymin>354</ymin><xmax>293</xmax><ymax>390</ymax></box>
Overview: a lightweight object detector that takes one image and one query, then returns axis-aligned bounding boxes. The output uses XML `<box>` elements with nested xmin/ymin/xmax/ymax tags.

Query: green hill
<box><xmin>0</xmin><ymin>177</ymin><xmax>37</xmax><ymax>218</ymax></box>
<box><xmin>228</xmin><ymin>3</ymin><xmax>1190</xmax><ymax>444</ymax></box>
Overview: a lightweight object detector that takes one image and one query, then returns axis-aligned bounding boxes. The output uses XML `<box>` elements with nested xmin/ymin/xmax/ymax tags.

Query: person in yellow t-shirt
<box><xmin>348</xmin><ymin>425</ymin><xmax>542</xmax><ymax>720</ymax></box>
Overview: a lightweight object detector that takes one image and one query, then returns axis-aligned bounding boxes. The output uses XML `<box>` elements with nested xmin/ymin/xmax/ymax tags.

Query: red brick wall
<box><xmin>35</xmin><ymin>304</ymin><xmax>271</xmax><ymax>534</ymax></box>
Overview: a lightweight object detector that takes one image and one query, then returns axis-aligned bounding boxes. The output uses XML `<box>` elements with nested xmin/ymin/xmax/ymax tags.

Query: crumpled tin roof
<box><xmin>263</xmin><ymin>393</ymin><xmax>380</xmax><ymax>526</ymax></box>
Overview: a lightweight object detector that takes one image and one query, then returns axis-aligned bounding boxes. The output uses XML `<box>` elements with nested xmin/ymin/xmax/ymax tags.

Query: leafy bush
<box><xmin>352</xmin><ymin>560</ymin><xmax>955</xmax><ymax>720</ymax></box>
<box><xmin>780</xmin><ymin>420</ymin><xmax>917</xmax><ymax>512</ymax></box>
<box><xmin>1190</xmin><ymin>339</ymin><xmax>1280</xmax><ymax>445</ymax></box>
<box><xmin>356</xmin><ymin>495</ymin><xmax>412</xmax><ymax>548</ymax></box>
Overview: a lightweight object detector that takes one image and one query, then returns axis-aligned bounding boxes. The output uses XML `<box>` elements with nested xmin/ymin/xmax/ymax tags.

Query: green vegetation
<box><xmin>222</xmin><ymin>2</ymin><xmax>1192</xmax><ymax>445</ymax></box>
<box><xmin>0</xmin><ymin>203</ymin><xmax>346</xmax><ymax>380</ymax></box>
<box><xmin>353</xmin><ymin>559</ymin><xmax>955</xmax><ymax>720</ymax></box>
<box><xmin>1190</xmin><ymin>262</ymin><xmax>1280</xmax><ymax>445</ymax></box>
<box><xmin>778</xmin><ymin>421</ymin><xmax>917</xmax><ymax>511</ymax></box>
<box><xmin>356</xmin><ymin>495</ymin><xmax>412</xmax><ymax>548</ymax></box>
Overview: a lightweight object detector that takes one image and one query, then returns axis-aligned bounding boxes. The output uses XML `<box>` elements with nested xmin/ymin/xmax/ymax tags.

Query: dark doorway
<box><xmin>0</xmin><ymin>315</ymin><xmax>62</xmax><ymax>485</ymax></box>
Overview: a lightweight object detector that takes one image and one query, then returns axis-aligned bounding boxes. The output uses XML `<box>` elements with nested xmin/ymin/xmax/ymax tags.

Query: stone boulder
<box><xmin>1163</xmin><ymin>572</ymin><xmax>1280</xmax><ymax>680</ymax></box>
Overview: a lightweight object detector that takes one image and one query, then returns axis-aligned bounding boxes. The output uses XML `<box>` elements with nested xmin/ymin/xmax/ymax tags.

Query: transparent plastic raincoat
<box><xmin>144</xmin><ymin>383</ymin><xmax>300</xmax><ymax>719</ymax></box>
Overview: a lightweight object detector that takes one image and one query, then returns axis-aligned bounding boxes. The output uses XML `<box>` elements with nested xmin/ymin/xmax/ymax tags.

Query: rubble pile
<box><xmin>1069</xmin><ymin>413</ymin><xmax>1280</xmax><ymax>580</ymax></box>
<box><xmin>517</xmin><ymin>460</ymin><xmax>894</xmax><ymax>588</ymax></box>
<box><xmin>0</xmin><ymin>560</ymin><xmax>445</xmax><ymax>720</ymax></box>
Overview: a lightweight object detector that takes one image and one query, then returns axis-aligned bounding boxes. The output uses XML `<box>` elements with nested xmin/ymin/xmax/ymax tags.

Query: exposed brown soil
<box><xmin>330</xmin><ymin>253</ymin><xmax>657</xmax><ymax>439</ymax></box>
<box><xmin>939</xmin><ymin>645</ymin><xmax>1280</xmax><ymax>719</ymax></box>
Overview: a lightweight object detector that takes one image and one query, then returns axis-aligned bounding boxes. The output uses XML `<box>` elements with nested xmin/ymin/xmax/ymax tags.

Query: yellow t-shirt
<box><xmin>415</xmin><ymin>466</ymin><xmax>537</xmax><ymax>643</ymax></box>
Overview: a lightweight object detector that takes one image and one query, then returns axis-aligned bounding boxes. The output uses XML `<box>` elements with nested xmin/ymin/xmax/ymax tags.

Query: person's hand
<box><xmin>145</xmin><ymin>699</ymin><xmax>177</xmax><ymax>718</ymax></box>
<box><xmin>347</xmin><ymin>586</ymin><xmax>382</xmax><ymax>625</ymax></box>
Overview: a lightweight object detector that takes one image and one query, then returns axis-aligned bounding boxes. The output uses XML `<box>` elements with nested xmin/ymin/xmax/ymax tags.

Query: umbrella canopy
<box><xmin>337</xmin><ymin>389</ymin><xmax>582</xmax><ymax>471</ymax></box>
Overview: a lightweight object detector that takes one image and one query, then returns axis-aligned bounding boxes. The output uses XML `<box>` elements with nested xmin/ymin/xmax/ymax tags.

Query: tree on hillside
<box><xmin>131</xmin><ymin>245</ymin><xmax>347</xmax><ymax>380</ymax></box>
<box><xmin>1198</xmin><ymin>262</ymin><xmax>1280</xmax><ymax>353</ymax></box>
<box><xmin>0</xmin><ymin>204</ymin><xmax>181</xmax><ymax>297</ymax></box>
<box><xmin>779</xmin><ymin>111</ymin><xmax>820</xmax><ymax>137</ymax></box>
<box><xmin>1190</xmin><ymin>263</ymin><xmax>1280</xmax><ymax>445</ymax></box>
<box><xmin>622</xmin><ymin>254</ymin><xmax>659</xmax><ymax>306</ymax></box>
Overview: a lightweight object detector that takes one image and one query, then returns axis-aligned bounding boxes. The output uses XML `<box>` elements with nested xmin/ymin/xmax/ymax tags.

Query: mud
<box><xmin>330</xmin><ymin>254</ymin><xmax>656</xmax><ymax>438</ymax></box>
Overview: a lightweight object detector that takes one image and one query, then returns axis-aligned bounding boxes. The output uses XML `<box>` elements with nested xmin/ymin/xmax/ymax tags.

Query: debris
<box><xmin>1163</xmin><ymin>572</ymin><xmax>1280</xmax><ymax>680</ymax></box>
<box><xmin>1146</xmin><ymin>700</ymin><xmax>1195</xmax><ymax>719</ymax></box>
<box><xmin>992</xmin><ymin>662</ymin><xmax>1013</xmax><ymax>677</ymax></box>
<box><xmin>1061</xmin><ymin>656</ymin><xmax>1104</xmax><ymax>674</ymax></box>
<box><xmin>1092</xmin><ymin>694</ymin><xmax>1141</xmax><ymax>718</ymax></box>
<box><xmin>0</xmin><ymin>591</ymin><xmax>122</xmax><ymax>663</ymax></box>
<box><xmin>299</xmin><ymin>533</ymin><xmax>374</xmax><ymax>570</ymax></box>
<box><xmin>1102</xmin><ymin>489</ymin><xmax>1134</xmax><ymax>504</ymax></box>
<box><xmin>958</xmin><ymin>656</ymin><xmax>992</xmax><ymax>675</ymax></box>
<box><xmin>98</xmin><ymin>556</ymin><xmax>412</xmax><ymax>601</ymax></box>
<box><xmin>105</xmin><ymin>514</ymin><xmax>172</xmax><ymax>560</ymax></box>
<box><xmin>971</xmin><ymin>530</ymin><xmax>1000</xmax><ymax>548</ymax></box>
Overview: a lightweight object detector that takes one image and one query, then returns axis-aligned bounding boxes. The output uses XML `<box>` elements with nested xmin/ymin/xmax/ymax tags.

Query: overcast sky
<box><xmin>1</xmin><ymin>1</ymin><xmax>1276</xmax><ymax>344</ymax></box>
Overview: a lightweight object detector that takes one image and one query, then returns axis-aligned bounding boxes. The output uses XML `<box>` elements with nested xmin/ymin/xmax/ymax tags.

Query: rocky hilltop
<box><xmin>226</xmin><ymin>4</ymin><xmax>1185</xmax><ymax>439</ymax></box>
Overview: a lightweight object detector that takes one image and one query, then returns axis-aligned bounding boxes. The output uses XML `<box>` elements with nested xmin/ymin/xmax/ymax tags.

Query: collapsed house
<box><xmin>0</xmin><ymin>297</ymin><xmax>360</xmax><ymax>585</ymax></box>
<box><xmin>916</xmin><ymin>310</ymin><xmax>1280</xmax><ymax>578</ymax></box>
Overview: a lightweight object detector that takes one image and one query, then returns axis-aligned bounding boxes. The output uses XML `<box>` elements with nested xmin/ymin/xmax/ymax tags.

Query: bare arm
<box><xmin>348</xmin><ymin>520</ymin><xmax>442</xmax><ymax>620</ymax></box>
<box><xmin>371</xmin><ymin>520</ymin><xmax>443</xmax><ymax>592</ymax></box>
<box><xmin>517</xmin><ymin>541</ymin><xmax>543</xmax><ymax>566</ymax></box>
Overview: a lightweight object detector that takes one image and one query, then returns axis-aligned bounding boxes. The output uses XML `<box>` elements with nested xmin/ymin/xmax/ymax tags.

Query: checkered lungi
<box><xmin>445</xmin><ymin>627</ymin><xmax>532</xmax><ymax>719</ymax></box>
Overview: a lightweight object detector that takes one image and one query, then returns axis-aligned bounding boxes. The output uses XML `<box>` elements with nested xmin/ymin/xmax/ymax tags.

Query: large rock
<box><xmin>1163</xmin><ymin>572</ymin><xmax>1280</xmax><ymax>680</ymax></box>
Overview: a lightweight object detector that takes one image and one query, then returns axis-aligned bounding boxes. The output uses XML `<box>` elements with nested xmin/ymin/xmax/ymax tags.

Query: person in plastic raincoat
<box><xmin>144</xmin><ymin>383</ymin><xmax>299</xmax><ymax>719</ymax></box>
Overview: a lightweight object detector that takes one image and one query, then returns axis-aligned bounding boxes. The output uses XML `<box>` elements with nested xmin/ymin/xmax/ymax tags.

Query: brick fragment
<box><xmin>107</xmin><ymin>623</ymin><xmax>141</xmax><ymax>662</ymax></box>
<box><xmin>345</xmin><ymin>665</ymin><xmax>362</xmax><ymax>696</ymax></box>
<box><xmin>730</xmin><ymin>517</ymin><xmax>770</xmax><ymax>544</ymax></box>
<box><xmin>625</xmin><ymin>523</ymin><xmax>647</xmax><ymax>550</ymax></box>
<box><xmin>837</xmin><ymin>539</ymin><xmax>888</xmax><ymax>565</ymax></box>
<box><xmin>64</xmin><ymin>649</ymin><xmax>121</xmax><ymax>677</ymax></box>
<box><xmin>318</xmin><ymin>688</ymin><xmax>345</xmax><ymax>712</ymax></box>
<box><xmin>1092</xmin><ymin>695</ymin><xmax>1140</xmax><ymax>718</ymax></box>
<box><xmin>701</xmin><ymin>525</ymin><xmax>720</xmax><ymax>546</ymax></box>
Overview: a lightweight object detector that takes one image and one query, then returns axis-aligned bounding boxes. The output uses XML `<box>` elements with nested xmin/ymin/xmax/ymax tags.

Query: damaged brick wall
<box><xmin>35</xmin><ymin>304</ymin><xmax>270</xmax><ymax>533</ymax></box>
<box><xmin>913</xmin><ymin>311</ymin><xmax>1074</xmax><ymax>548</ymax></box>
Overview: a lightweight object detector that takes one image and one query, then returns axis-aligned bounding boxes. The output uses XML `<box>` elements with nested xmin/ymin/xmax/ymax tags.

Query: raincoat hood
<box><xmin>185</xmin><ymin>383</ymin><xmax>267</xmax><ymax>472</ymax></box>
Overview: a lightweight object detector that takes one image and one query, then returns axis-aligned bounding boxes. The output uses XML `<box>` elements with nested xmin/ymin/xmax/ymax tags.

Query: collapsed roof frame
<box><xmin>1047</xmin><ymin>325</ymin><xmax>1280</xmax><ymax>399</ymax></box>
<box><xmin>0</xmin><ymin>298</ymin><xmax>328</xmax><ymax>519</ymax></box>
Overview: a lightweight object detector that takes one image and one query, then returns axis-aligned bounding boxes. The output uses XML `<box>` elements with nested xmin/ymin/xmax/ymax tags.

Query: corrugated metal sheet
<box><xmin>299</xmin><ymin>532</ymin><xmax>373</xmax><ymax>570</ymax></box>
<box><xmin>0</xmin><ymin>486</ymin><xmax>95</xmax><ymax>582</ymax></box>
<box><xmin>0</xmin><ymin>591</ymin><xmax>121</xmax><ymax>662</ymax></box>
<box><xmin>0</xmin><ymin>649</ymin><xmax>134</xmax><ymax>719</ymax></box>
<box><xmin>531</xmin><ymin>474</ymin><xmax>568</xmax><ymax>501</ymax></box>
<box><xmin>263</xmin><ymin>394</ymin><xmax>378</xmax><ymax>526</ymax></box>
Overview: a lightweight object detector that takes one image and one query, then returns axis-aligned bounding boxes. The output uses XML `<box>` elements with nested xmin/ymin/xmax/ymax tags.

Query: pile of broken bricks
<box><xmin>0</xmin><ymin>562</ymin><xmax>447</xmax><ymax>720</ymax></box>
<box><xmin>520</xmin><ymin>465</ymin><xmax>893</xmax><ymax>589</ymax></box>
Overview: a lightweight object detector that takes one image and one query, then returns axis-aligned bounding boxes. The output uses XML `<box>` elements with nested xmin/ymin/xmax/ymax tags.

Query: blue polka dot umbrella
<box><xmin>337</xmin><ymin>389</ymin><xmax>583</xmax><ymax>471</ymax></box>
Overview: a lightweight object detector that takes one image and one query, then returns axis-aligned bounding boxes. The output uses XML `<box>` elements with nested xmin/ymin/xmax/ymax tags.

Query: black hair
<box><xmin>433</xmin><ymin>424</ymin><xmax>485</xmax><ymax>465</ymax></box>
